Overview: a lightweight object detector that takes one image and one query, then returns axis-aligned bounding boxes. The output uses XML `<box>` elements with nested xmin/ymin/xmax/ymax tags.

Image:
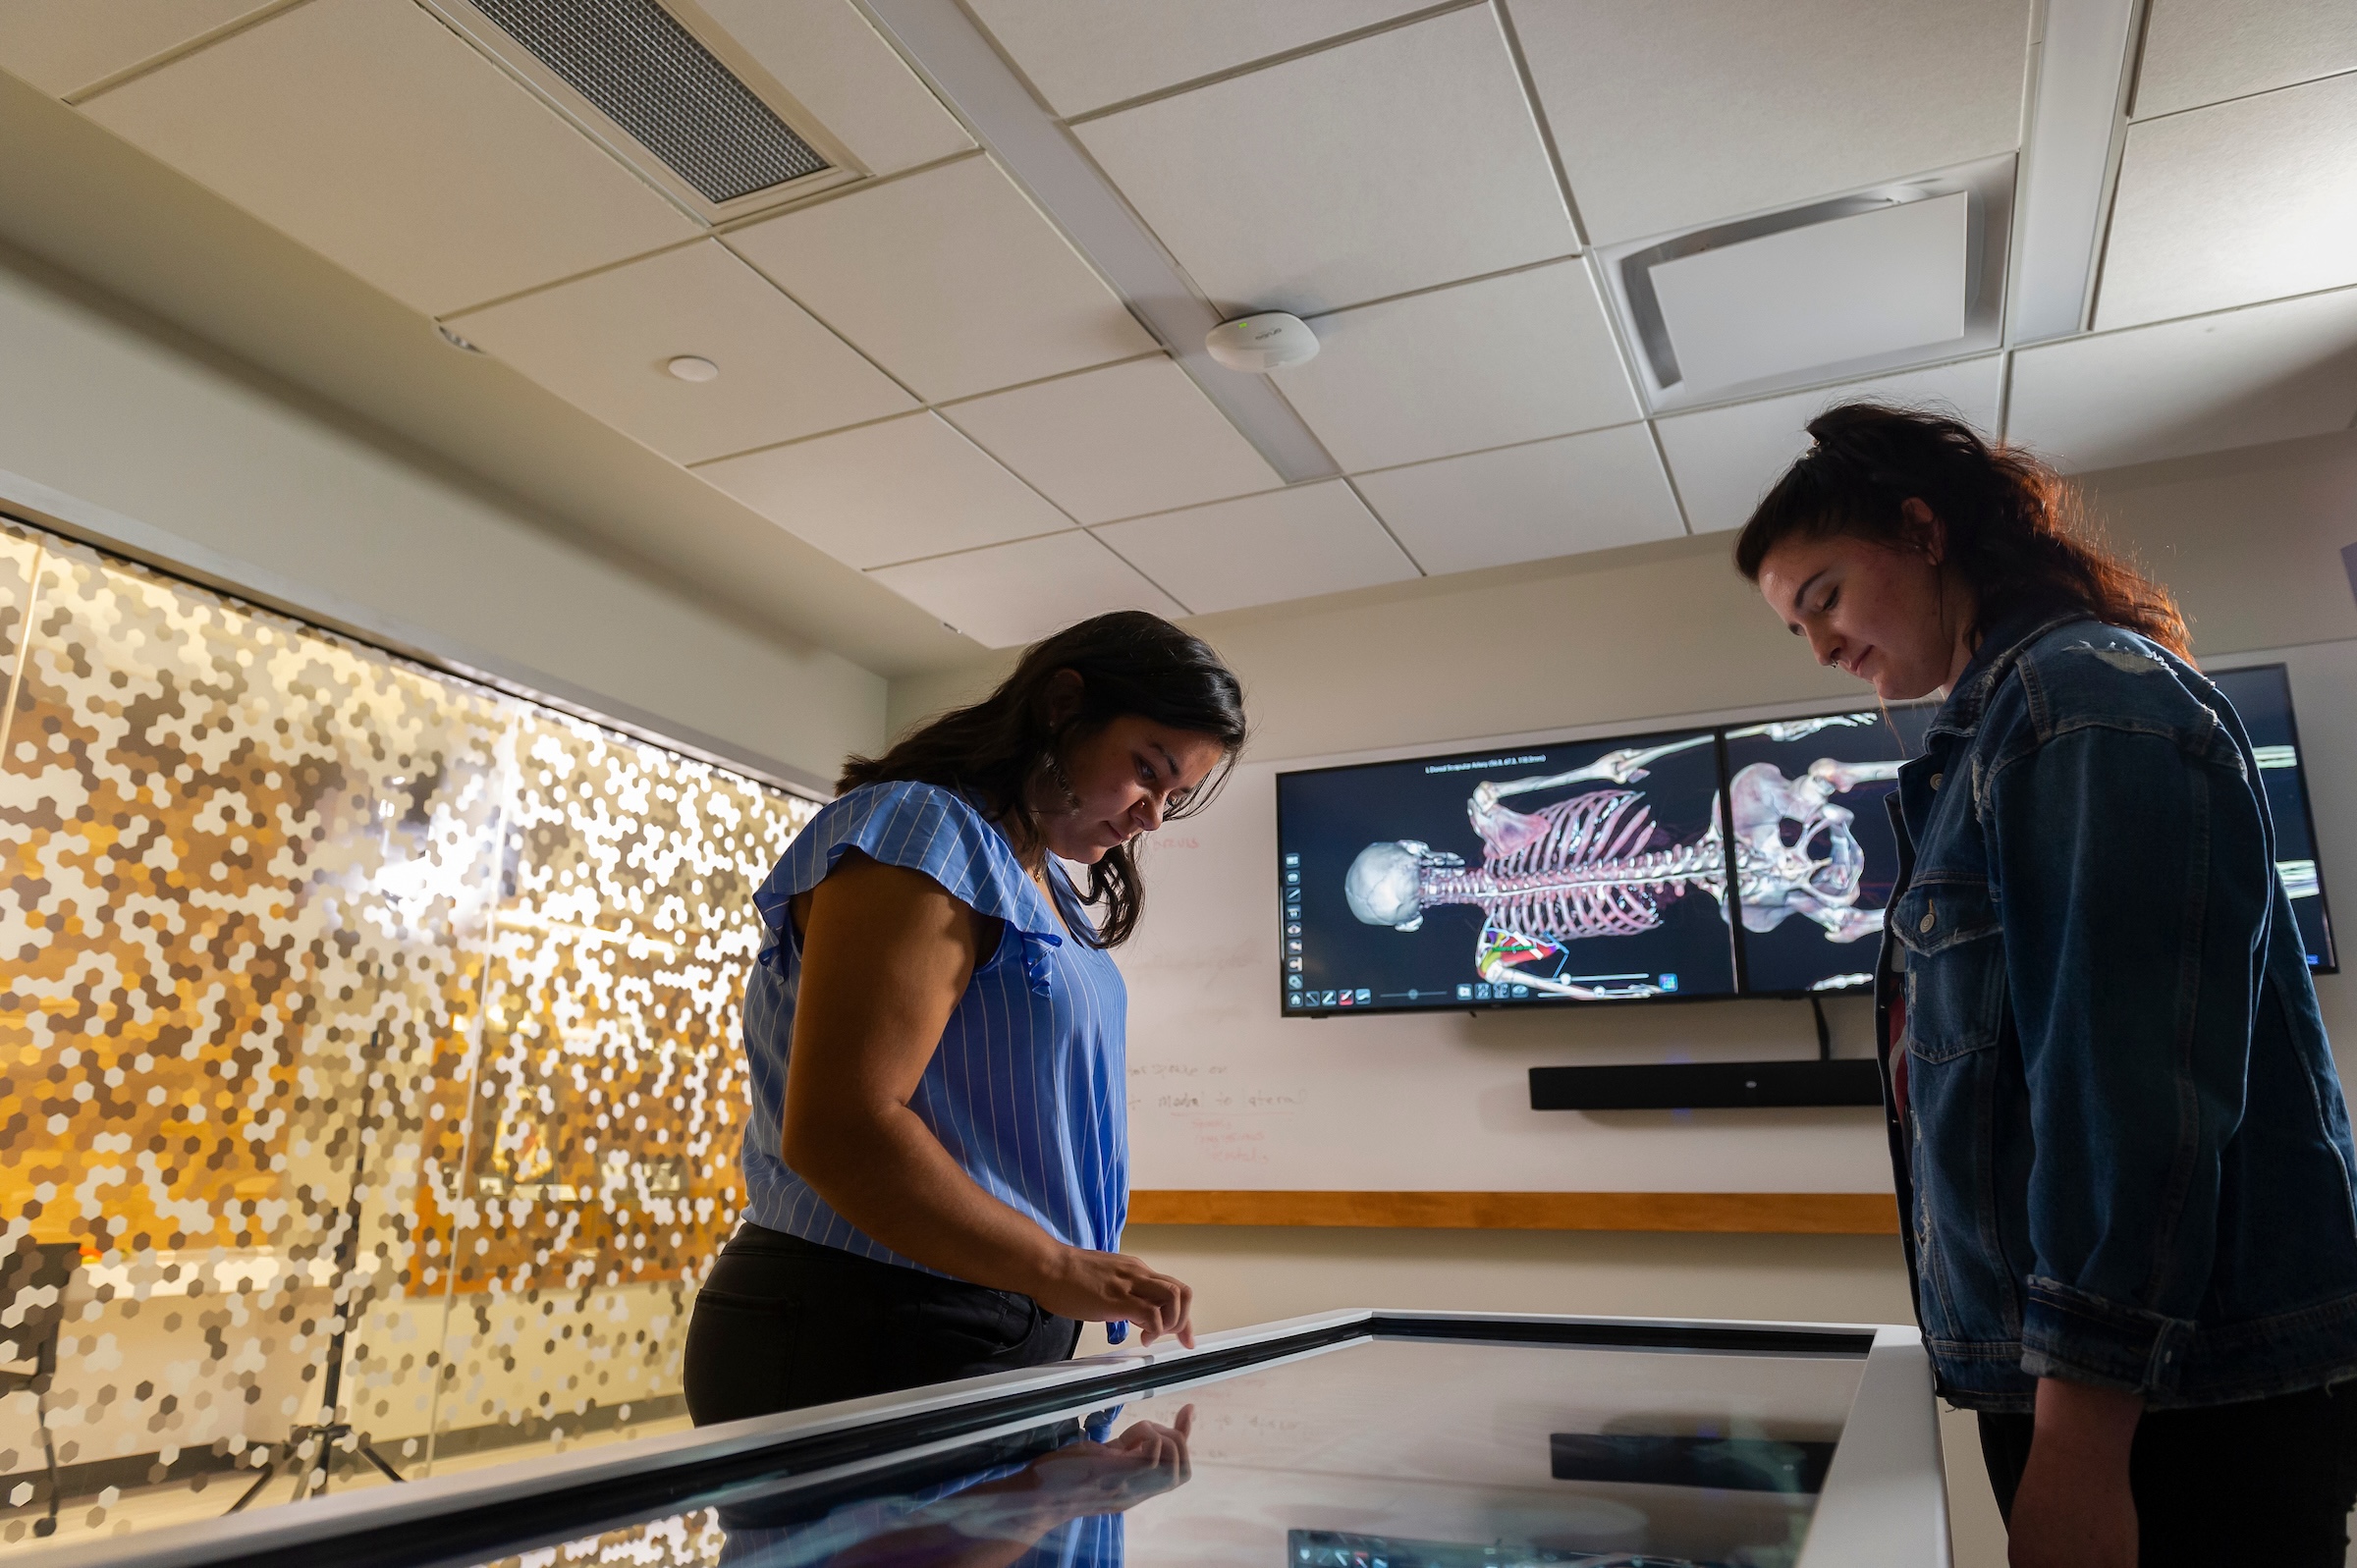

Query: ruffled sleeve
<box><xmin>752</xmin><ymin>782</ymin><xmax>1066</xmax><ymax>994</ymax></box>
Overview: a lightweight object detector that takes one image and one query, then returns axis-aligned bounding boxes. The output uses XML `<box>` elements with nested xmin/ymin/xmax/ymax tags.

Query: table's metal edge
<box><xmin>15</xmin><ymin>1309</ymin><xmax>1925</xmax><ymax>1568</ymax></box>
<box><xmin>1794</xmin><ymin>1325</ymin><xmax>1952</xmax><ymax>1568</ymax></box>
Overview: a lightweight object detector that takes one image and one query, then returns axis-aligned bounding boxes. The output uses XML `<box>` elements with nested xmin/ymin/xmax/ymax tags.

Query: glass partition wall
<box><xmin>0</xmin><ymin>516</ymin><xmax>820</xmax><ymax>1543</ymax></box>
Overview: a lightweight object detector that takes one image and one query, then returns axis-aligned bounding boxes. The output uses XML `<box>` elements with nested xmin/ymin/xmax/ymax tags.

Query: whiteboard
<box><xmin>1112</xmin><ymin>701</ymin><xmax>1902</xmax><ymax>1196</ymax></box>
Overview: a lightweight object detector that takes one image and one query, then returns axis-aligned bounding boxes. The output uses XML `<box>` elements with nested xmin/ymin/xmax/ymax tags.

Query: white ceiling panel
<box><xmin>692</xmin><ymin>0</ymin><xmax>972</xmax><ymax>176</ymax></box>
<box><xmin>1074</xmin><ymin>7</ymin><xmax>1574</xmax><ymax>318</ymax></box>
<box><xmin>872</xmin><ymin>530</ymin><xmax>1183</xmax><ymax>649</ymax></box>
<box><xmin>695</xmin><ymin>411</ymin><xmax>1072</xmax><ymax>567</ymax></box>
<box><xmin>2135</xmin><ymin>0</ymin><xmax>2357</xmax><ymax>120</ymax></box>
<box><xmin>1352</xmin><ymin>423</ymin><xmax>1684</xmax><ymax>576</ymax></box>
<box><xmin>1655</xmin><ymin>357</ymin><xmax>2003</xmax><ymax>534</ymax></box>
<box><xmin>943</xmin><ymin>356</ymin><xmax>1281</xmax><ymax>524</ymax></box>
<box><xmin>2008</xmin><ymin>288</ymin><xmax>2357</xmax><ymax>473</ymax></box>
<box><xmin>728</xmin><ymin>154</ymin><xmax>1157</xmax><ymax>402</ymax></box>
<box><xmin>962</xmin><ymin>0</ymin><xmax>1433</xmax><ymax>118</ymax></box>
<box><xmin>2097</xmin><ymin>73</ymin><xmax>2357</xmax><ymax>330</ymax></box>
<box><xmin>0</xmin><ymin>0</ymin><xmax>277</xmax><ymax>97</ymax></box>
<box><xmin>1510</xmin><ymin>0</ymin><xmax>2030</xmax><ymax>246</ymax></box>
<box><xmin>449</xmin><ymin>242</ymin><xmax>914</xmax><ymax>464</ymax></box>
<box><xmin>78</xmin><ymin>0</ymin><xmax>699</xmax><ymax>316</ymax></box>
<box><xmin>1094</xmin><ymin>481</ymin><xmax>1415</xmax><ymax>614</ymax></box>
<box><xmin>1270</xmin><ymin>261</ymin><xmax>1639</xmax><ymax>472</ymax></box>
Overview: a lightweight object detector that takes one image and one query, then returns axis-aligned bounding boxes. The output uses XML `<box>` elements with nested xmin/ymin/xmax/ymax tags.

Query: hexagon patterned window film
<box><xmin>0</xmin><ymin>515</ymin><xmax>818</xmax><ymax>1544</ymax></box>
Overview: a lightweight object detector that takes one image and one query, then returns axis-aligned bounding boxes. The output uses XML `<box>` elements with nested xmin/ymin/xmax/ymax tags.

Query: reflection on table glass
<box><xmin>467</xmin><ymin>1337</ymin><xmax>1861</xmax><ymax>1568</ymax></box>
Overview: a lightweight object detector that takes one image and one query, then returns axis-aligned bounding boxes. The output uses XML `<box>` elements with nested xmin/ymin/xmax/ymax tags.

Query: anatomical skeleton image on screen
<box><xmin>1277</xmin><ymin>729</ymin><xmax>1736</xmax><ymax>1011</ymax></box>
<box><xmin>1343</xmin><ymin>735</ymin><xmax>1731</xmax><ymax>1000</ymax></box>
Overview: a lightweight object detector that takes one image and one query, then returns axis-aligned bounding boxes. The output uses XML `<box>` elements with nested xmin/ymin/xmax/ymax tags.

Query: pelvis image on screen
<box><xmin>1722</xmin><ymin>710</ymin><xmax>1923</xmax><ymax>995</ymax></box>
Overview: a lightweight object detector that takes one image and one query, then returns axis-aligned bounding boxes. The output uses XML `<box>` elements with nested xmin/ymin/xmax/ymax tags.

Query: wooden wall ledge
<box><xmin>1127</xmin><ymin>1190</ymin><xmax>1899</xmax><ymax>1235</ymax></box>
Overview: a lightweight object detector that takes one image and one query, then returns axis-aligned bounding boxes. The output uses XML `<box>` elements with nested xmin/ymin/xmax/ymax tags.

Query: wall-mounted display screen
<box><xmin>2212</xmin><ymin>664</ymin><xmax>2338</xmax><ymax>972</ymax></box>
<box><xmin>1278</xmin><ymin>662</ymin><xmax>2335</xmax><ymax>1013</ymax></box>
<box><xmin>1277</xmin><ymin>729</ymin><xmax>1737</xmax><ymax>1012</ymax></box>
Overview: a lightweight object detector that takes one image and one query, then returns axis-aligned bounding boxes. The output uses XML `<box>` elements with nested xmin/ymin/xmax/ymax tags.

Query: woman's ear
<box><xmin>1900</xmin><ymin>498</ymin><xmax>1946</xmax><ymax>565</ymax></box>
<box><xmin>1041</xmin><ymin>668</ymin><xmax>1084</xmax><ymax>729</ymax></box>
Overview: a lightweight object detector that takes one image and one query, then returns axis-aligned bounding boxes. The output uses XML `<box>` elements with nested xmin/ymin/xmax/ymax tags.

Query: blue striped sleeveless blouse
<box><xmin>738</xmin><ymin>782</ymin><xmax>1130</xmax><ymax>1330</ymax></box>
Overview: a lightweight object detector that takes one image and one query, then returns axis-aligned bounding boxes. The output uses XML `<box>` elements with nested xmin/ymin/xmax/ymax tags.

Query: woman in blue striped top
<box><xmin>684</xmin><ymin>612</ymin><xmax>1247</xmax><ymax>1423</ymax></box>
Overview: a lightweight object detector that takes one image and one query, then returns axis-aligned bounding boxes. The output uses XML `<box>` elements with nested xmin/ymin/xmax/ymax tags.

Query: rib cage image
<box><xmin>1423</xmin><ymin>786</ymin><xmax>1726</xmax><ymax>943</ymax></box>
<box><xmin>1343</xmin><ymin>735</ymin><xmax>1902</xmax><ymax>999</ymax></box>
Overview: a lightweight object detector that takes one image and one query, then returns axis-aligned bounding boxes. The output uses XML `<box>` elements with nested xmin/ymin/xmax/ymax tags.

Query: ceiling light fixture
<box><xmin>1205</xmin><ymin>313</ymin><xmax>1320</xmax><ymax>372</ymax></box>
<box><xmin>667</xmin><ymin>355</ymin><xmax>720</xmax><ymax>382</ymax></box>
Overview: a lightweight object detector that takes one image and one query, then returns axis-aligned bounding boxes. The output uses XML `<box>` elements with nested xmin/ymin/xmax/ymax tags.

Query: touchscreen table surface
<box><xmin>469</xmin><ymin>1335</ymin><xmax>1865</xmax><ymax>1568</ymax></box>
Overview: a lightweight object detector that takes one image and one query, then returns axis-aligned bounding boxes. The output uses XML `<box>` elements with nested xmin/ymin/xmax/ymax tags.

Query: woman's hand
<box><xmin>1032</xmin><ymin>1248</ymin><xmax>1195</xmax><ymax>1348</ymax></box>
<box><xmin>2006</xmin><ymin>1377</ymin><xmax>2141</xmax><ymax>1568</ymax></box>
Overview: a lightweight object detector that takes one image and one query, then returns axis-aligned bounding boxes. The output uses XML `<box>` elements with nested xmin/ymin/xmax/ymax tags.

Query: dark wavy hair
<box><xmin>841</xmin><ymin>612</ymin><xmax>1247</xmax><ymax>946</ymax></box>
<box><xmin>1733</xmin><ymin>403</ymin><xmax>2190</xmax><ymax>659</ymax></box>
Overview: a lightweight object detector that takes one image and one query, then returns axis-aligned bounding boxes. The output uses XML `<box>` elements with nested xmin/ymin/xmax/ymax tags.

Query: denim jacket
<box><xmin>1875</xmin><ymin>613</ymin><xmax>2357</xmax><ymax>1412</ymax></box>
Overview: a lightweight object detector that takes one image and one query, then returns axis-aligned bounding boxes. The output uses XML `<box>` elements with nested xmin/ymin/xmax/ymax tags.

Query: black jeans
<box><xmin>1978</xmin><ymin>1381</ymin><xmax>2357</xmax><ymax>1566</ymax></box>
<box><xmin>683</xmin><ymin>1224</ymin><xmax>1079</xmax><ymax>1425</ymax></box>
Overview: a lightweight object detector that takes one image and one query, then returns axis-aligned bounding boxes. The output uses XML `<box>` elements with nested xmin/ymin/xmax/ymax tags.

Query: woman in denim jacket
<box><xmin>1737</xmin><ymin>404</ymin><xmax>2357</xmax><ymax>1567</ymax></box>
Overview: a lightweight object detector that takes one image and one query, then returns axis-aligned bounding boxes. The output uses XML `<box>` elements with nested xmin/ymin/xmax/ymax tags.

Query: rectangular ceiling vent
<box><xmin>1599</xmin><ymin>154</ymin><xmax>2015</xmax><ymax>412</ymax></box>
<box><xmin>466</xmin><ymin>0</ymin><xmax>830</xmax><ymax>204</ymax></box>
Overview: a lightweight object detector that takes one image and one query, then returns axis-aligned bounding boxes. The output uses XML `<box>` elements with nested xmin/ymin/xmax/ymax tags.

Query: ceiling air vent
<box><xmin>466</xmin><ymin>0</ymin><xmax>830</xmax><ymax>204</ymax></box>
<box><xmin>1599</xmin><ymin>154</ymin><xmax>2015</xmax><ymax>412</ymax></box>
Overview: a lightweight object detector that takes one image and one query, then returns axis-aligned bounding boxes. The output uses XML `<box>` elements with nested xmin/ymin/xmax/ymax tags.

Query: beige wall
<box><xmin>908</xmin><ymin>428</ymin><xmax>2357</xmax><ymax>1568</ymax></box>
<box><xmin>0</xmin><ymin>254</ymin><xmax>888</xmax><ymax>786</ymax></box>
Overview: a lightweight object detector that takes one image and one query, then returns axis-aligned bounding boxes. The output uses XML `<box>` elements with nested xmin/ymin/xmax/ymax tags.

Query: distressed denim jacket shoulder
<box><xmin>1876</xmin><ymin>614</ymin><xmax>2357</xmax><ymax>1412</ymax></box>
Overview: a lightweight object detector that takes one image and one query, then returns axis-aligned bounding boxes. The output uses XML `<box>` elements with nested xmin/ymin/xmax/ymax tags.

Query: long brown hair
<box><xmin>841</xmin><ymin>612</ymin><xmax>1247</xmax><ymax>946</ymax></box>
<box><xmin>1733</xmin><ymin>403</ymin><xmax>2190</xmax><ymax>659</ymax></box>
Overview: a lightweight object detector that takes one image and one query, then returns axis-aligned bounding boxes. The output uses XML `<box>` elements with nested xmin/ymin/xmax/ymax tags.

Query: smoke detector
<box><xmin>1206</xmin><ymin>312</ymin><xmax>1320</xmax><ymax>372</ymax></box>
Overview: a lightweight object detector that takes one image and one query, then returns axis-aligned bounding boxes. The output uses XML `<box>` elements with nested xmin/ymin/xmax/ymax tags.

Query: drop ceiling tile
<box><xmin>873</xmin><ymin>531</ymin><xmax>1184</xmax><ymax>649</ymax></box>
<box><xmin>1094</xmin><ymin>481</ymin><xmax>1414</xmax><ymax>613</ymax></box>
<box><xmin>696</xmin><ymin>411</ymin><xmax>1072</xmax><ymax>567</ymax></box>
<box><xmin>0</xmin><ymin>0</ymin><xmax>277</xmax><ymax>96</ymax></box>
<box><xmin>448</xmin><ymin>242</ymin><xmax>913</xmax><ymax>464</ymax></box>
<box><xmin>963</xmin><ymin>0</ymin><xmax>1433</xmax><ymax>118</ymax></box>
<box><xmin>78</xmin><ymin>0</ymin><xmax>699</xmax><ymax>316</ymax></box>
<box><xmin>694</xmin><ymin>0</ymin><xmax>972</xmax><ymax>175</ymax></box>
<box><xmin>1353</xmin><ymin>424</ymin><xmax>1683</xmax><ymax>575</ymax></box>
<box><xmin>1074</xmin><ymin>8</ymin><xmax>1574</xmax><ymax>318</ymax></box>
<box><xmin>2135</xmin><ymin>0</ymin><xmax>2357</xmax><ymax>120</ymax></box>
<box><xmin>1272</xmin><ymin>261</ymin><xmax>1640</xmax><ymax>471</ymax></box>
<box><xmin>2097</xmin><ymin>73</ymin><xmax>2357</xmax><ymax>330</ymax></box>
<box><xmin>943</xmin><ymin>356</ymin><xmax>1280</xmax><ymax>524</ymax></box>
<box><xmin>729</xmin><ymin>155</ymin><xmax>1156</xmax><ymax>402</ymax></box>
<box><xmin>2007</xmin><ymin>289</ymin><xmax>2357</xmax><ymax>473</ymax></box>
<box><xmin>1655</xmin><ymin>357</ymin><xmax>2002</xmax><ymax>534</ymax></box>
<box><xmin>1509</xmin><ymin>0</ymin><xmax>2030</xmax><ymax>246</ymax></box>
